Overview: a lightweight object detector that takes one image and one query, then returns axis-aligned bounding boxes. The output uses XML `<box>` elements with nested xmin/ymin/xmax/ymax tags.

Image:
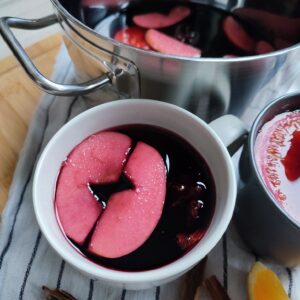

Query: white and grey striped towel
<box><xmin>1</xmin><ymin>45</ymin><xmax>300</xmax><ymax>300</ymax></box>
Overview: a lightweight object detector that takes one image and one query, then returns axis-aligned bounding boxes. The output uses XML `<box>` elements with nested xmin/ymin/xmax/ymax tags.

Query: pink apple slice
<box><xmin>56</xmin><ymin>131</ymin><xmax>132</xmax><ymax>245</ymax></box>
<box><xmin>114</xmin><ymin>26</ymin><xmax>150</xmax><ymax>50</ymax></box>
<box><xmin>133</xmin><ymin>6</ymin><xmax>191</xmax><ymax>29</ymax></box>
<box><xmin>255</xmin><ymin>40</ymin><xmax>274</xmax><ymax>54</ymax></box>
<box><xmin>88</xmin><ymin>141</ymin><xmax>166</xmax><ymax>258</ymax></box>
<box><xmin>223</xmin><ymin>16</ymin><xmax>256</xmax><ymax>53</ymax></box>
<box><xmin>145</xmin><ymin>29</ymin><xmax>201</xmax><ymax>57</ymax></box>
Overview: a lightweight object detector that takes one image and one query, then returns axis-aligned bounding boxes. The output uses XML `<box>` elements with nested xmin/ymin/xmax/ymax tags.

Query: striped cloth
<box><xmin>1</xmin><ymin>45</ymin><xmax>300</xmax><ymax>300</ymax></box>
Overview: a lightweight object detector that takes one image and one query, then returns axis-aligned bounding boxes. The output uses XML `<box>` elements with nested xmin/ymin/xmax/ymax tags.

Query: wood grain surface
<box><xmin>0</xmin><ymin>33</ymin><xmax>62</xmax><ymax>214</ymax></box>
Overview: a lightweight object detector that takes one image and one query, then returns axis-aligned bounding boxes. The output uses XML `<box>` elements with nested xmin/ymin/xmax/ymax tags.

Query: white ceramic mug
<box><xmin>33</xmin><ymin>99</ymin><xmax>246</xmax><ymax>289</ymax></box>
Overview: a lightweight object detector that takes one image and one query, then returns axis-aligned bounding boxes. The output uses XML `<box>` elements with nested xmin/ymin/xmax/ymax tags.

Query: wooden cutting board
<box><xmin>0</xmin><ymin>33</ymin><xmax>62</xmax><ymax>214</ymax></box>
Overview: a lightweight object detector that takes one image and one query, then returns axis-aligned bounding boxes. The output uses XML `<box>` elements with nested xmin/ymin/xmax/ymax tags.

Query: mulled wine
<box><xmin>59</xmin><ymin>0</ymin><xmax>300</xmax><ymax>57</ymax></box>
<box><xmin>55</xmin><ymin>124</ymin><xmax>215</xmax><ymax>271</ymax></box>
<box><xmin>76</xmin><ymin>0</ymin><xmax>277</xmax><ymax>57</ymax></box>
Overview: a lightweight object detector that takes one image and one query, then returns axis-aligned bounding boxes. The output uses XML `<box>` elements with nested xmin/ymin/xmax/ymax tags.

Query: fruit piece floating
<box><xmin>282</xmin><ymin>130</ymin><xmax>300</xmax><ymax>181</ymax></box>
<box><xmin>145</xmin><ymin>29</ymin><xmax>201</xmax><ymax>57</ymax></box>
<box><xmin>133</xmin><ymin>6</ymin><xmax>191</xmax><ymax>29</ymax></box>
<box><xmin>88</xmin><ymin>141</ymin><xmax>166</xmax><ymax>258</ymax></box>
<box><xmin>223</xmin><ymin>16</ymin><xmax>256</xmax><ymax>53</ymax></box>
<box><xmin>56</xmin><ymin>132</ymin><xmax>166</xmax><ymax>258</ymax></box>
<box><xmin>248</xmin><ymin>262</ymin><xmax>289</xmax><ymax>300</ymax></box>
<box><xmin>114</xmin><ymin>26</ymin><xmax>150</xmax><ymax>50</ymax></box>
<box><xmin>176</xmin><ymin>229</ymin><xmax>205</xmax><ymax>251</ymax></box>
<box><xmin>255</xmin><ymin>40</ymin><xmax>274</xmax><ymax>54</ymax></box>
<box><xmin>56</xmin><ymin>132</ymin><xmax>132</xmax><ymax>245</ymax></box>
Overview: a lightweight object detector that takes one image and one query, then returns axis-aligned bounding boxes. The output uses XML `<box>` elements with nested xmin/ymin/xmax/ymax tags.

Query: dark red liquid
<box><xmin>60</xmin><ymin>125</ymin><xmax>215</xmax><ymax>271</ymax></box>
<box><xmin>95</xmin><ymin>2</ymin><xmax>272</xmax><ymax>57</ymax></box>
<box><xmin>60</xmin><ymin>0</ymin><xmax>283</xmax><ymax>57</ymax></box>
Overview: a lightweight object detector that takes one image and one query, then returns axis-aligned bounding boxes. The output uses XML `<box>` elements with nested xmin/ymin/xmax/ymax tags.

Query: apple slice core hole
<box><xmin>89</xmin><ymin>174</ymin><xmax>135</xmax><ymax>209</ymax></box>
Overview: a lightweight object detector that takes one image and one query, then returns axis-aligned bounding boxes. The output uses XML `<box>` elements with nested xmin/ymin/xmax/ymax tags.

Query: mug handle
<box><xmin>209</xmin><ymin>115</ymin><xmax>248</xmax><ymax>155</ymax></box>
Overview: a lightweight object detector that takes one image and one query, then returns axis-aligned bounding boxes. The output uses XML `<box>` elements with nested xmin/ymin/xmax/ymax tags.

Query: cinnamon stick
<box><xmin>42</xmin><ymin>286</ymin><xmax>78</xmax><ymax>300</ymax></box>
<box><xmin>181</xmin><ymin>256</ymin><xmax>208</xmax><ymax>300</ymax></box>
<box><xmin>203</xmin><ymin>275</ymin><xmax>231</xmax><ymax>300</ymax></box>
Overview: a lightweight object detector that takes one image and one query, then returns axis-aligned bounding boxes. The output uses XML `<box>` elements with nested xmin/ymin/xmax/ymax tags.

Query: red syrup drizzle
<box><xmin>282</xmin><ymin>130</ymin><xmax>300</xmax><ymax>181</ymax></box>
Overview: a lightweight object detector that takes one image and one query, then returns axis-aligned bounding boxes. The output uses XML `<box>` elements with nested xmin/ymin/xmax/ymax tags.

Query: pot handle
<box><xmin>209</xmin><ymin>114</ymin><xmax>248</xmax><ymax>155</ymax></box>
<box><xmin>0</xmin><ymin>15</ymin><xmax>112</xmax><ymax>96</ymax></box>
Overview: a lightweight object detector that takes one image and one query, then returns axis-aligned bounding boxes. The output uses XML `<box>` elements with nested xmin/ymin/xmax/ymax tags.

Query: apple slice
<box><xmin>255</xmin><ymin>40</ymin><xmax>274</xmax><ymax>54</ymax></box>
<box><xmin>114</xmin><ymin>26</ymin><xmax>150</xmax><ymax>50</ymax></box>
<box><xmin>145</xmin><ymin>29</ymin><xmax>201</xmax><ymax>57</ymax></box>
<box><xmin>55</xmin><ymin>132</ymin><xmax>132</xmax><ymax>245</ymax></box>
<box><xmin>133</xmin><ymin>6</ymin><xmax>191</xmax><ymax>29</ymax></box>
<box><xmin>88</xmin><ymin>141</ymin><xmax>166</xmax><ymax>258</ymax></box>
<box><xmin>223</xmin><ymin>16</ymin><xmax>256</xmax><ymax>53</ymax></box>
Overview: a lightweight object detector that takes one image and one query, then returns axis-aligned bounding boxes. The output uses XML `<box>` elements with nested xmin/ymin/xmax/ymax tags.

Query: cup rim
<box><xmin>33</xmin><ymin>99</ymin><xmax>237</xmax><ymax>284</ymax></box>
<box><xmin>249</xmin><ymin>92</ymin><xmax>300</xmax><ymax>230</ymax></box>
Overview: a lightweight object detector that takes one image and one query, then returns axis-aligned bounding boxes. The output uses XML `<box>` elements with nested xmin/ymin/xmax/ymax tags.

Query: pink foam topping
<box><xmin>255</xmin><ymin>111</ymin><xmax>300</xmax><ymax>222</ymax></box>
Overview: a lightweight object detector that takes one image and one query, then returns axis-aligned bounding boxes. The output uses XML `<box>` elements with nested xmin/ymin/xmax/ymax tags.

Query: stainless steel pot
<box><xmin>1</xmin><ymin>0</ymin><xmax>300</xmax><ymax>121</ymax></box>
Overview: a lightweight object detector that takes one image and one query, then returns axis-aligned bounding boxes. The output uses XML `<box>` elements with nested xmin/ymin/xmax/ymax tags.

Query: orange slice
<box><xmin>248</xmin><ymin>262</ymin><xmax>289</xmax><ymax>300</ymax></box>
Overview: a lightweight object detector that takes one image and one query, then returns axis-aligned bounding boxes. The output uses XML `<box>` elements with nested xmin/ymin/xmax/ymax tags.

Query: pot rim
<box><xmin>51</xmin><ymin>0</ymin><xmax>300</xmax><ymax>62</ymax></box>
<box><xmin>249</xmin><ymin>92</ymin><xmax>300</xmax><ymax>231</ymax></box>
